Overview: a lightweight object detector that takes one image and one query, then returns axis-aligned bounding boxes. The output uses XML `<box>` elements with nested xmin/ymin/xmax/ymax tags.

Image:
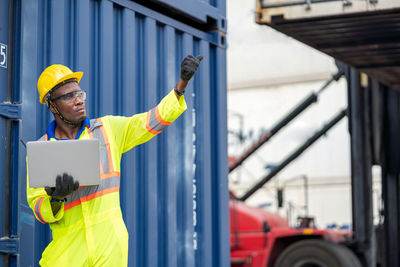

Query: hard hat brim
<box><xmin>40</xmin><ymin>71</ymin><xmax>83</xmax><ymax>104</ymax></box>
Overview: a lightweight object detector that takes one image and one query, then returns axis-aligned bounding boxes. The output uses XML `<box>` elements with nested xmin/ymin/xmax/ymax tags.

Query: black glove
<box><xmin>180</xmin><ymin>55</ymin><xmax>203</xmax><ymax>81</ymax></box>
<box><xmin>45</xmin><ymin>173</ymin><xmax>79</xmax><ymax>201</ymax></box>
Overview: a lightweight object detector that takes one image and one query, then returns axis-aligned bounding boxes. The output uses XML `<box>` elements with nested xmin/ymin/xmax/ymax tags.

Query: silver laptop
<box><xmin>27</xmin><ymin>139</ymin><xmax>100</xmax><ymax>188</ymax></box>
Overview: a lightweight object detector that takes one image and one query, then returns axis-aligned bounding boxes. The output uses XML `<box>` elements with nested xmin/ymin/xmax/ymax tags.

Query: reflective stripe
<box><xmin>65</xmin><ymin>186</ymin><xmax>120</xmax><ymax>211</ymax></box>
<box><xmin>81</xmin><ymin>186</ymin><xmax>119</xmax><ymax>202</ymax></box>
<box><xmin>34</xmin><ymin>198</ymin><xmax>46</xmax><ymax>224</ymax></box>
<box><xmin>89</xmin><ymin>120</ymin><xmax>102</xmax><ymax>132</ymax></box>
<box><xmin>98</xmin><ymin>120</ymin><xmax>114</xmax><ymax>172</ymax></box>
<box><xmin>90</xmin><ymin>119</ymin><xmax>114</xmax><ymax>174</ymax></box>
<box><xmin>155</xmin><ymin>106</ymin><xmax>172</xmax><ymax>126</ymax></box>
<box><xmin>146</xmin><ymin>107</ymin><xmax>171</xmax><ymax>134</ymax></box>
<box><xmin>65</xmin><ymin>191</ymin><xmax>81</xmax><ymax>207</ymax></box>
<box><xmin>87</xmin><ymin>130</ymin><xmax>102</xmax><ymax>174</ymax></box>
<box><xmin>64</xmin><ymin>175</ymin><xmax>120</xmax><ymax>209</ymax></box>
<box><xmin>79</xmin><ymin>176</ymin><xmax>120</xmax><ymax>199</ymax></box>
<box><xmin>146</xmin><ymin>110</ymin><xmax>161</xmax><ymax>135</ymax></box>
<box><xmin>63</xmin><ymin>198</ymin><xmax>81</xmax><ymax>211</ymax></box>
<box><xmin>99</xmin><ymin>163</ymin><xmax>105</xmax><ymax>175</ymax></box>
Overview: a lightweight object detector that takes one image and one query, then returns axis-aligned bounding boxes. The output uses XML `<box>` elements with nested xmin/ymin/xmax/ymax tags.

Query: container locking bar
<box><xmin>0</xmin><ymin>236</ymin><xmax>19</xmax><ymax>255</ymax></box>
<box><xmin>0</xmin><ymin>103</ymin><xmax>21</xmax><ymax>120</ymax></box>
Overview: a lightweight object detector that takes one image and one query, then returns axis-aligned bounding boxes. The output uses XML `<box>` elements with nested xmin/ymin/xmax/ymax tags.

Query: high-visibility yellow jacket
<box><xmin>27</xmin><ymin>89</ymin><xmax>186</xmax><ymax>266</ymax></box>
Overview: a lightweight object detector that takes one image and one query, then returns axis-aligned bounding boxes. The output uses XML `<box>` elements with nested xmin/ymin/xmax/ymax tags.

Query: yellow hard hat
<box><xmin>37</xmin><ymin>64</ymin><xmax>83</xmax><ymax>104</ymax></box>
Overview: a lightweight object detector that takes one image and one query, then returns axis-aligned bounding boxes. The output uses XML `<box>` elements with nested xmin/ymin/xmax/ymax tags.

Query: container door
<box><xmin>0</xmin><ymin>0</ymin><xmax>21</xmax><ymax>266</ymax></box>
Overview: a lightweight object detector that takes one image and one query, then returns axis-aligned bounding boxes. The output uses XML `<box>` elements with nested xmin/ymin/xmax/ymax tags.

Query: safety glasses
<box><xmin>50</xmin><ymin>90</ymin><xmax>86</xmax><ymax>104</ymax></box>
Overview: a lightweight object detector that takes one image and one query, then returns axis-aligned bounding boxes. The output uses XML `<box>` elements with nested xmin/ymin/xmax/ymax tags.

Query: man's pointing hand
<box><xmin>180</xmin><ymin>55</ymin><xmax>203</xmax><ymax>81</ymax></box>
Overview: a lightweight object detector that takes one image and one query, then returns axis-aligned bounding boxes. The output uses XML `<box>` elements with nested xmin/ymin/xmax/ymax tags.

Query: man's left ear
<box><xmin>48</xmin><ymin>101</ymin><xmax>55</xmax><ymax>114</ymax></box>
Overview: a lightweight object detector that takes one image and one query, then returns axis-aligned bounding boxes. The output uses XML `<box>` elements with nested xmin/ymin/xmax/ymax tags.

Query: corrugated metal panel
<box><xmin>122</xmin><ymin>0</ymin><xmax>227</xmax><ymax>32</ymax></box>
<box><xmin>1</xmin><ymin>1</ymin><xmax>21</xmax><ymax>267</ymax></box>
<box><xmin>13</xmin><ymin>0</ymin><xmax>228</xmax><ymax>267</ymax></box>
<box><xmin>156</xmin><ymin>0</ymin><xmax>226</xmax><ymax>24</ymax></box>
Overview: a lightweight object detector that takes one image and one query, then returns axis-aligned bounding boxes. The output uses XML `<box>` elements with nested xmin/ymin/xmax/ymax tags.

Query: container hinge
<box><xmin>0</xmin><ymin>103</ymin><xmax>21</xmax><ymax>120</ymax></box>
<box><xmin>0</xmin><ymin>236</ymin><xmax>19</xmax><ymax>255</ymax></box>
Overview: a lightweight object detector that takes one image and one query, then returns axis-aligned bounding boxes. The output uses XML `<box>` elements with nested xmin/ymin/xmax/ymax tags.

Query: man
<box><xmin>27</xmin><ymin>55</ymin><xmax>203</xmax><ymax>266</ymax></box>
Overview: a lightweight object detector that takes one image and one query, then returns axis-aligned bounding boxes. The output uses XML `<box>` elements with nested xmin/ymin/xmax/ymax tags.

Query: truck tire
<box><xmin>274</xmin><ymin>239</ymin><xmax>361</xmax><ymax>267</ymax></box>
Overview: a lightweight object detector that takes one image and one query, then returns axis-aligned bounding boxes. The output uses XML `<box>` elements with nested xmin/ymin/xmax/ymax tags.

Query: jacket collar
<box><xmin>46</xmin><ymin>117</ymin><xmax>90</xmax><ymax>140</ymax></box>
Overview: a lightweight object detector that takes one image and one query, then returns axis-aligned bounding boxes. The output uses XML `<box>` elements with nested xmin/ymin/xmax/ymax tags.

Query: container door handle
<box><xmin>0</xmin><ymin>236</ymin><xmax>19</xmax><ymax>255</ymax></box>
<box><xmin>0</xmin><ymin>103</ymin><xmax>21</xmax><ymax>120</ymax></box>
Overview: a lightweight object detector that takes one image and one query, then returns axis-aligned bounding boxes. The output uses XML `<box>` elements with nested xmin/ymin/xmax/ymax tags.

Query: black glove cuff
<box><xmin>174</xmin><ymin>86</ymin><xmax>184</xmax><ymax>96</ymax></box>
<box><xmin>50</xmin><ymin>197</ymin><xmax>66</xmax><ymax>203</ymax></box>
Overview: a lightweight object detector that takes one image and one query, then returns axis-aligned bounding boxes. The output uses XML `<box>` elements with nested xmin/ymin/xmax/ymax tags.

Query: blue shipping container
<box><xmin>0</xmin><ymin>0</ymin><xmax>228</xmax><ymax>266</ymax></box>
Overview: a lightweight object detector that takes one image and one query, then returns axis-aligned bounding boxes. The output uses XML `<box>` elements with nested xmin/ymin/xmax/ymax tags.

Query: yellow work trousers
<box><xmin>39</xmin><ymin>215</ymin><xmax>128</xmax><ymax>267</ymax></box>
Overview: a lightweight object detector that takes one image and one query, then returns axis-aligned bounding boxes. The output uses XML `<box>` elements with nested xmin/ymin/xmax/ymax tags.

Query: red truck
<box><xmin>229</xmin><ymin>193</ymin><xmax>361</xmax><ymax>267</ymax></box>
